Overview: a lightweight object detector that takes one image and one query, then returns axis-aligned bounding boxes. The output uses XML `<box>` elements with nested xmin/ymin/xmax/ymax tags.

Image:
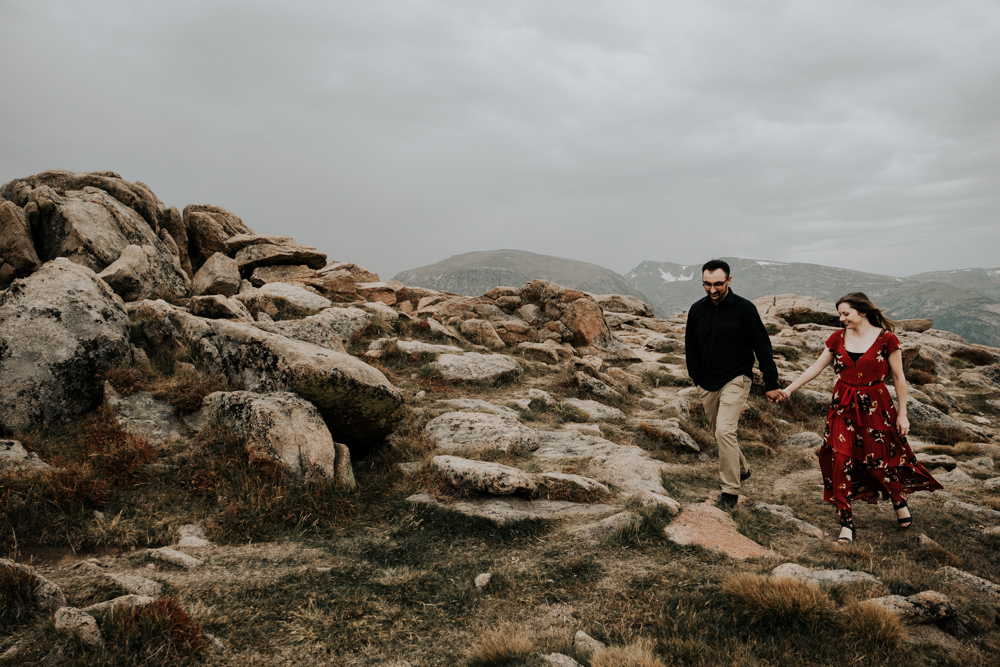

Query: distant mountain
<box><xmin>626</xmin><ymin>257</ymin><xmax>1000</xmax><ymax>347</ymax></box>
<box><xmin>626</xmin><ymin>258</ymin><xmax>906</xmax><ymax>321</ymax></box>
<box><xmin>393</xmin><ymin>249</ymin><xmax>649</xmax><ymax>302</ymax></box>
<box><xmin>905</xmin><ymin>267</ymin><xmax>1000</xmax><ymax>301</ymax></box>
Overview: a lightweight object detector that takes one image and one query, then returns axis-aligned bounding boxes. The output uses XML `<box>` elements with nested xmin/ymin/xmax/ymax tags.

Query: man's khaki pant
<box><xmin>699</xmin><ymin>375</ymin><xmax>752</xmax><ymax>495</ymax></box>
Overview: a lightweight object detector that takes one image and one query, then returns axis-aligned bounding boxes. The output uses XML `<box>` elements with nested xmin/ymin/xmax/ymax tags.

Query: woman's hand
<box><xmin>897</xmin><ymin>414</ymin><xmax>910</xmax><ymax>437</ymax></box>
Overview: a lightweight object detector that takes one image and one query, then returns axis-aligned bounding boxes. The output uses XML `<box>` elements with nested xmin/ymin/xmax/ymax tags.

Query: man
<box><xmin>685</xmin><ymin>259</ymin><xmax>783</xmax><ymax>508</ymax></box>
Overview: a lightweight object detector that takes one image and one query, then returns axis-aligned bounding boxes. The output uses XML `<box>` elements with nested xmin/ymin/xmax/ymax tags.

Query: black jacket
<box><xmin>685</xmin><ymin>290</ymin><xmax>779</xmax><ymax>392</ymax></box>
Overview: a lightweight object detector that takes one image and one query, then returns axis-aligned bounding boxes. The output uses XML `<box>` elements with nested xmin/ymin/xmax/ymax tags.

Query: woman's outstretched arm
<box><xmin>888</xmin><ymin>348</ymin><xmax>910</xmax><ymax>436</ymax></box>
<box><xmin>780</xmin><ymin>349</ymin><xmax>834</xmax><ymax>398</ymax></box>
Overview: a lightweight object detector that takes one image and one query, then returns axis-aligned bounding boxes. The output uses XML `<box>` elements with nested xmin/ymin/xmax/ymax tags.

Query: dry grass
<box><xmin>465</xmin><ymin>626</ymin><xmax>536</xmax><ymax>667</ymax></box>
<box><xmin>591</xmin><ymin>639</ymin><xmax>666</xmax><ymax>667</ymax></box>
<box><xmin>721</xmin><ymin>573</ymin><xmax>835</xmax><ymax>629</ymax></box>
<box><xmin>950</xmin><ymin>348</ymin><xmax>996</xmax><ymax>366</ymax></box>
<box><xmin>0</xmin><ymin>562</ymin><xmax>43</xmax><ymax>631</ymax></box>
<box><xmin>840</xmin><ymin>601</ymin><xmax>905</xmax><ymax>647</ymax></box>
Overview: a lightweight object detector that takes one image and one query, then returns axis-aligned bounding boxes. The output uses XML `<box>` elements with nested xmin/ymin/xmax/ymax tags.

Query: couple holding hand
<box><xmin>685</xmin><ymin>260</ymin><xmax>941</xmax><ymax>543</ymax></box>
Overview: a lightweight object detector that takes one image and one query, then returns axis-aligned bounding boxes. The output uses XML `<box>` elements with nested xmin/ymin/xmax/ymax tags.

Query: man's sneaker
<box><xmin>740</xmin><ymin>469</ymin><xmax>752</xmax><ymax>483</ymax></box>
<box><xmin>715</xmin><ymin>493</ymin><xmax>739</xmax><ymax>509</ymax></box>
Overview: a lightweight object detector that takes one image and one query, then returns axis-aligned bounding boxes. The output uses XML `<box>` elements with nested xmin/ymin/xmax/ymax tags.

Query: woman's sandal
<box><xmin>837</xmin><ymin>522</ymin><xmax>856</xmax><ymax>544</ymax></box>
<box><xmin>893</xmin><ymin>500</ymin><xmax>912</xmax><ymax>529</ymax></box>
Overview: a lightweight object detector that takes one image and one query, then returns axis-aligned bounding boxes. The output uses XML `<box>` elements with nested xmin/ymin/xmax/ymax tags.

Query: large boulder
<box><xmin>1</xmin><ymin>170</ymin><xmax>166</xmax><ymax>231</ymax></box>
<box><xmin>160</xmin><ymin>206</ymin><xmax>193</xmax><ymax>277</ymax></box>
<box><xmin>0</xmin><ymin>201</ymin><xmax>42</xmax><ymax>286</ymax></box>
<box><xmin>559</xmin><ymin>299</ymin><xmax>634</xmax><ymax>358</ymax></box>
<box><xmin>97</xmin><ymin>244</ymin><xmax>190</xmax><ymax>301</ymax></box>
<box><xmin>183</xmin><ymin>204</ymin><xmax>254</xmax><ymax>273</ymax></box>
<box><xmin>0</xmin><ymin>259</ymin><xmax>130</xmax><ymax>432</ymax></box>
<box><xmin>257</xmin><ymin>282</ymin><xmax>333</xmax><ymax>312</ymax></box>
<box><xmin>235</xmin><ymin>243</ymin><xmax>327</xmax><ymax>274</ymax></box>
<box><xmin>752</xmin><ymin>295</ymin><xmax>839</xmax><ymax>327</ymax></box>
<box><xmin>593</xmin><ymin>294</ymin><xmax>654</xmax><ymax>317</ymax></box>
<box><xmin>192</xmin><ymin>252</ymin><xmax>241</xmax><ymax>297</ymax></box>
<box><xmin>133</xmin><ymin>300</ymin><xmax>403</xmax><ymax>456</ymax></box>
<box><xmin>205</xmin><ymin>391</ymin><xmax>354</xmax><ymax>484</ymax></box>
<box><xmin>1</xmin><ymin>181</ymin><xmax>179</xmax><ymax>283</ymax></box>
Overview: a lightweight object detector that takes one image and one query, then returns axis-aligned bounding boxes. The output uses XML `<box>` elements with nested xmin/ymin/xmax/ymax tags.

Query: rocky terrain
<box><xmin>3</xmin><ymin>171</ymin><xmax>1000</xmax><ymax>666</ymax></box>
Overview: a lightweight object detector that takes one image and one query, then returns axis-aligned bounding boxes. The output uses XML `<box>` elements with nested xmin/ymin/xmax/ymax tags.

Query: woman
<box><xmin>780</xmin><ymin>292</ymin><xmax>942</xmax><ymax>543</ymax></box>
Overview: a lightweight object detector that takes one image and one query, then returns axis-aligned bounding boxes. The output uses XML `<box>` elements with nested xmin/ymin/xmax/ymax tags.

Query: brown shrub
<box><xmin>81</xmin><ymin>407</ymin><xmax>157</xmax><ymax>487</ymax></box>
<box><xmin>591</xmin><ymin>640</ymin><xmax>667</xmax><ymax>667</ymax></box>
<box><xmin>98</xmin><ymin>364</ymin><xmax>152</xmax><ymax>396</ymax></box>
<box><xmin>840</xmin><ymin>601</ymin><xmax>905</xmax><ymax>647</ymax></box>
<box><xmin>151</xmin><ymin>370</ymin><xmax>226</xmax><ymax>413</ymax></box>
<box><xmin>722</xmin><ymin>573</ymin><xmax>835</xmax><ymax>629</ymax></box>
<box><xmin>99</xmin><ymin>597</ymin><xmax>207</xmax><ymax>661</ymax></box>
<box><xmin>905</xmin><ymin>368</ymin><xmax>936</xmax><ymax>386</ymax></box>
<box><xmin>0</xmin><ymin>563</ymin><xmax>43</xmax><ymax>631</ymax></box>
<box><xmin>465</xmin><ymin>626</ymin><xmax>534</xmax><ymax>667</ymax></box>
<box><xmin>950</xmin><ymin>348</ymin><xmax>996</xmax><ymax>366</ymax></box>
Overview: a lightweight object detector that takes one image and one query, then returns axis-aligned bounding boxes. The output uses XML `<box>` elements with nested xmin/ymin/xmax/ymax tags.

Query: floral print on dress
<box><xmin>815</xmin><ymin>328</ymin><xmax>942</xmax><ymax>522</ymax></box>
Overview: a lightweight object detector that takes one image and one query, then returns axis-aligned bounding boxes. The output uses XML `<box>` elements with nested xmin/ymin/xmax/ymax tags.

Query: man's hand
<box><xmin>766</xmin><ymin>389</ymin><xmax>786</xmax><ymax>403</ymax></box>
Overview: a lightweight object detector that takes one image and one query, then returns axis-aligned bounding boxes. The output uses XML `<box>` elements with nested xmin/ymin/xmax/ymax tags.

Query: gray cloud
<box><xmin>2</xmin><ymin>0</ymin><xmax>997</xmax><ymax>279</ymax></box>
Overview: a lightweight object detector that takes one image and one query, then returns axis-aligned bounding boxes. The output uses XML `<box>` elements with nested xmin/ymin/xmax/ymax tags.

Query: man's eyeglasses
<box><xmin>702</xmin><ymin>280</ymin><xmax>729</xmax><ymax>289</ymax></box>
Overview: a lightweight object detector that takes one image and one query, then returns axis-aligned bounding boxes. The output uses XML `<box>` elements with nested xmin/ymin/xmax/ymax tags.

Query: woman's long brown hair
<box><xmin>836</xmin><ymin>292</ymin><xmax>896</xmax><ymax>332</ymax></box>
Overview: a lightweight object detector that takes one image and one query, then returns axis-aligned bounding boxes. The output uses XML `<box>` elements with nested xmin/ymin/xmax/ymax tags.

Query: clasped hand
<box><xmin>766</xmin><ymin>389</ymin><xmax>787</xmax><ymax>404</ymax></box>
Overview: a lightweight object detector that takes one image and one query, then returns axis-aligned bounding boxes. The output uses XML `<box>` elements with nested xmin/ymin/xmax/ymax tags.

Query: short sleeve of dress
<box><xmin>825</xmin><ymin>330</ymin><xmax>843</xmax><ymax>351</ymax></box>
<box><xmin>883</xmin><ymin>331</ymin><xmax>900</xmax><ymax>354</ymax></box>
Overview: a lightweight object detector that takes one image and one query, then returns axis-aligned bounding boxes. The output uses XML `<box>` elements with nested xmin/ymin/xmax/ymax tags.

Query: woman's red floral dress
<box><xmin>819</xmin><ymin>329</ymin><xmax>942</xmax><ymax>522</ymax></box>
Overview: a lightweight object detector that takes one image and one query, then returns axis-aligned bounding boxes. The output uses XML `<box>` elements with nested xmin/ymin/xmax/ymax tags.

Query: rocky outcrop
<box><xmin>205</xmin><ymin>391</ymin><xmax>354</xmax><ymax>483</ymax></box>
<box><xmin>184</xmin><ymin>204</ymin><xmax>254</xmax><ymax>273</ymax></box>
<box><xmin>752</xmin><ymin>294</ymin><xmax>840</xmax><ymax>327</ymax></box>
<box><xmin>97</xmin><ymin>244</ymin><xmax>190</xmax><ymax>301</ymax></box>
<box><xmin>0</xmin><ymin>259</ymin><xmax>130</xmax><ymax>432</ymax></box>
<box><xmin>235</xmin><ymin>242</ymin><xmax>327</xmax><ymax>274</ymax></box>
<box><xmin>133</xmin><ymin>300</ymin><xmax>403</xmax><ymax>456</ymax></box>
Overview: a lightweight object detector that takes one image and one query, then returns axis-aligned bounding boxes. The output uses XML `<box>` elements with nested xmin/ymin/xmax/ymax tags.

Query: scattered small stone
<box><xmin>83</xmin><ymin>595</ymin><xmax>156</xmax><ymax>616</ymax></box>
<box><xmin>54</xmin><ymin>607</ymin><xmax>103</xmax><ymax>647</ymax></box>
<box><xmin>561</xmin><ymin>398</ymin><xmax>626</xmax><ymax>422</ymax></box>
<box><xmin>146</xmin><ymin>547</ymin><xmax>203</xmax><ymax>569</ymax></box>
<box><xmin>316</xmin><ymin>567</ymin><xmax>332</xmax><ymax>573</ymax></box>
<box><xmin>984</xmin><ymin>477</ymin><xmax>1000</xmax><ymax>490</ymax></box>
<box><xmin>543</xmin><ymin>654</ymin><xmax>584</xmax><ymax>667</ymax></box>
<box><xmin>176</xmin><ymin>523</ymin><xmax>213</xmax><ymax>548</ymax></box>
<box><xmin>574</xmin><ymin>630</ymin><xmax>606</xmax><ymax>653</ymax></box>
<box><xmin>630</xmin><ymin>490</ymin><xmax>681</xmax><ymax>515</ymax></box>
<box><xmin>474</xmin><ymin>573</ymin><xmax>492</xmax><ymax>589</ymax></box>
<box><xmin>958</xmin><ymin>456</ymin><xmax>994</xmax><ymax>471</ymax></box>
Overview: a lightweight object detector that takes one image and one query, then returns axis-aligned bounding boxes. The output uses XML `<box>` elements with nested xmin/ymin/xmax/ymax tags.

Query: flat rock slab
<box><xmin>664</xmin><ymin>503</ymin><xmax>781</xmax><ymax>560</ymax></box>
<box><xmin>936</xmin><ymin>566</ymin><xmax>1000</xmax><ymax>606</ymax></box>
<box><xmin>406</xmin><ymin>493</ymin><xmax>614</xmax><ymax>525</ymax></box>
<box><xmin>434</xmin><ymin>398</ymin><xmax>519</xmax><ymax>417</ymax></box>
<box><xmin>570</xmin><ymin>511</ymin><xmax>641</xmax><ymax>541</ymax></box>
<box><xmin>562</xmin><ymin>398</ymin><xmax>626</xmax><ymax>422</ymax></box>
<box><xmin>103</xmin><ymin>572</ymin><xmax>162</xmax><ymax>597</ymax></box>
<box><xmin>105</xmin><ymin>389</ymin><xmax>186</xmax><ymax>447</ymax></box>
<box><xmin>424</xmin><ymin>412</ymin><xmax>539</xmax><ymax>453</ymax></box>
<box><xmin>533</xmin><ymin>430</ymin><xmax>685</xmax><ymax>496</ymax></box>
<box><xmin>754</xmin><ymin>503</ymin><xmax>825</xmax><ymax>538</ymax></box>
<box><xmin>943</xmin><ymin>500</ymin><xmax>1000</xmax><ymax>520</ymax></box>
<box><xmin>257</xmin><ymin>282</ymin><xmax>332</xmax><ymax>312</ymax></box>
<box><xmin>431</xmin><ymin>455</ymin><xmax>538</xmax><ymax>495</ymax></box>
<box><xmin>431</xmin><ymin>352</ymin><xmax>522</xmax><ymax>384</ymax></box>
<box><xmin>771</xmin><ymin>563</ymin><xmax>886</xmax><ymax>591</ymax></box>
<box><xmin>146</xmin><ymin>547</ymin><xmax>202</xmax><ymax>569</ymax></box>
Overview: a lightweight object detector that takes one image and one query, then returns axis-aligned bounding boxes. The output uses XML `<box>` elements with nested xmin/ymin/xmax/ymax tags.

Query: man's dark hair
<box><xmin>702</xmin><ymin>259</ymin><xmax>730</xmax><ymax>277</ymax></box>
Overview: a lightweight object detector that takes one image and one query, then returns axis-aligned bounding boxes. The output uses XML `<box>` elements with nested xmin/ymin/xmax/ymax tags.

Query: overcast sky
<box><xmin>2</xmin><ymin>0</ymin><xmax>998</xmax><ymax>280</ymax></box>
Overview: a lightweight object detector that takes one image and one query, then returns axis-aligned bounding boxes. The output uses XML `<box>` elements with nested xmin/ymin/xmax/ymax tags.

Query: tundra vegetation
<box><xmin>2</xmin><ymin>171</ymin><xmax>1000</xmax><ymax>666</ymax></box>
